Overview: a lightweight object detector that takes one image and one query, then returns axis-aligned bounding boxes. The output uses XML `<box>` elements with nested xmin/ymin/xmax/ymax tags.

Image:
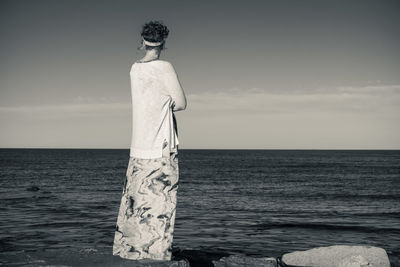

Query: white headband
<box><xmin>142</xmin><ymin>38</ymin><xmax>163</xmax><ymax>46</ymax></box>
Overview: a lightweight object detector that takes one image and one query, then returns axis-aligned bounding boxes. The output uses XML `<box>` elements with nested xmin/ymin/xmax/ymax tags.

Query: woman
<box><xmin>113</xmin><ymin>21</ymin><xmax>187</xmax><ymax>261</ymax></box>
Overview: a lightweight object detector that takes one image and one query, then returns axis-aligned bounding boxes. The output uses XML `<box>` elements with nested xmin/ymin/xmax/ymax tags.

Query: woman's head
<box><xmin>140</xmin><ymin>20</ymin><xmax>169</xmax><ymax>50</ymax></box>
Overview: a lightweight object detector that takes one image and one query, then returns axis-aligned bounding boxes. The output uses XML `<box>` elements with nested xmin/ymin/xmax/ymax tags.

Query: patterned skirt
<box><xmin>112</xmin><ymin>151</ymin><xmax>179</xmax><ymax>261</ymax></box>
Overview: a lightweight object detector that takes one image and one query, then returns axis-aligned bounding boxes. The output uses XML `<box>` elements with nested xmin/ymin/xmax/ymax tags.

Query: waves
<box><xmin>253</xmin><ymin>221</ymin><xmax>400</xmax><ymax>234</ymax></box>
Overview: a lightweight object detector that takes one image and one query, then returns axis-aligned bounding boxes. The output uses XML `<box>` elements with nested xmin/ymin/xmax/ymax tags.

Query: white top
<box><xmin>129</xmin><ymin>60</ymin><xmax>181</xmax><ymax>159</ymax></box>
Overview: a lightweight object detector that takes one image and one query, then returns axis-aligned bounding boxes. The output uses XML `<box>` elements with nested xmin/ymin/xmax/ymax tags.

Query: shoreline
<box><xmin>1</xmin><ymin>245</ymin><xmax>396</xmax><ymax>267</ymax></box>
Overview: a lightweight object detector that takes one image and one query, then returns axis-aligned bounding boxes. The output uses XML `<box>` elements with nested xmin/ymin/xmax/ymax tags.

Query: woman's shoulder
<box><xmin>154</xmin><ymin>59</ymin><xmax>174</xmax><ymax>68</ymax></box>
<box><xmin>143</xmin><ymin>60</ymin><xmax>176</xmax><ymax>73</ymax></box>
<box><xmin>132</xmin><ymin>59</ymin><xmax>171</xmax><ymax>64</ymax></box>
<box><xmin>155</xmin><ymin>59</ymin><xmax>170</xmax><ymax>64</ymax></box>
<box><xmin>157</xmin><ymin>60</ymin><xmax>176</xmax><ymax>73</ymax></box>
<box><xmin>132</xmin><ymin>59</ymin><xmax>173</xmax><ymax>67</ymax></box>
<box><xmin>130</xmin><ymin>60</ymin><xmax>176</xmax><ymax>75</ymax></box>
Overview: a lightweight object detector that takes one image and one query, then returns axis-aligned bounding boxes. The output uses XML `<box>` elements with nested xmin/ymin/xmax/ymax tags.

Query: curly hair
<box><xmin>140</xmin><ymin>20</ymin><xmax>169</xmax><ymax>50</ymax></box>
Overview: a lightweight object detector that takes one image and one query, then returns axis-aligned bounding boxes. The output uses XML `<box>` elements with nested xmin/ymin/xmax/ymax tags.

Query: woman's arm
<box><xmin>162</xmin><ymin>62</ymin><xmax>187</xmax><ymax>112</ymax></box>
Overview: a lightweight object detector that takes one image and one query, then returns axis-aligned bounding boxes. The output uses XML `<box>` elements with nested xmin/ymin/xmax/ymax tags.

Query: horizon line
<box><xmin>0</xmin><ymin>147</ymin><xmax>399</xmax><ymax>151</ymax></box>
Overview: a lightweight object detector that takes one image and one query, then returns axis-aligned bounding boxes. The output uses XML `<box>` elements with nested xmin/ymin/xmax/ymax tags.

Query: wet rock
<box><xmin>17</xmin><ymin>248</ymin><xmax>191</xmax><ymax>267</ymax></box>
<box><xmin>281</xmin><ymin>245</ymin><xmax>390</xmax><ymax>267</ymax></box>
<box><xmin>338</xmin><ymin>255</ymin><xmax>373</xmax><ymax>267</ymax></box>
<box><xmin>114</xmin><ymin>259</ymin><xmax>190</xmax><ymax>266</ymax></box>
<box><xmin>212</xmin><ymin>255</ymin><xmax>277</xmax><ymax>267</ymax></box>
<box><xmin>26</xmin><ymin>185</ymin><xmax>40</xmax><ymax>191</ymax></box>
<box><xmin>172</xmin><ymin>247</ymin><xmax>230</xmax><ymax>267</ymax></box>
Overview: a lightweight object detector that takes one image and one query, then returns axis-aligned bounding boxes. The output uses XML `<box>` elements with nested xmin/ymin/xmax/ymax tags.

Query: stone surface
<box><xmin>281</xmin><ymin>245</ymin><xmax>390</xmax><ymax>267</ymax></box>
<box><xmin>172</xmin><ymin>247</ymin><xmax>230</xmax><ymax>267</ymax></box>
<box><xmin>109</xmin><ymin>259</ymin><xmax>190</xmax><ymax>267</ymax></box>
<box><xmin>338</xmin><ymin>255</ymin><xmax>373</xmax><ymax>267</ymax></box>
<box><xmin>212</xmin><ymin>255</ymin><xmax>277</xmax><ymax>267</ymax></box>
<box><xmin>2</xmin><ymin>249</ymin><xmax>190</xmax><ymax>267</ymax></box>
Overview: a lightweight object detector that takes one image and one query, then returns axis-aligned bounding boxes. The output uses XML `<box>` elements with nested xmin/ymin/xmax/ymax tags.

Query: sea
<box><xmin>0</xmin><ymin>149</ymin><xmax>399</xmax><ymax>266</ymax></box>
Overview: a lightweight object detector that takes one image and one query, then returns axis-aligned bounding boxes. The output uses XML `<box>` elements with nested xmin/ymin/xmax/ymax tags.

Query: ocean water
<box><xmin>0</xmin><ymin>149</ymin><xmax>399</xmax><ymax>266</ymax></box>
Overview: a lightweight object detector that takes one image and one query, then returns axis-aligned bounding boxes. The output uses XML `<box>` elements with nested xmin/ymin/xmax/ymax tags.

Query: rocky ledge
<box><xmin>9</xmin><ymin>244</ymin><xmax>391</xmax><ymax>266</ymax></box>
<box><xmin>112</xmin><ymin>245</ymin><xmax>391</xmax><ymax>267</ymax></box>
<box><xmin>212</xmin><ymin>245</ymin><xmax>390</xmax><ymax>267</ymax></box>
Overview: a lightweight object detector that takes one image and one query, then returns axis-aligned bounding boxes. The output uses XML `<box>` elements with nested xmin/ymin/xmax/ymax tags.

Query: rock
<box><xmin>172</xmin><ymin>247</ymin><xmax>230</xmax><ymax>267</ymax></box>
<box><xmin>338</xmin><ymin>255</ymin><xmax>373</xmax><ymax>267</ymax></box>
<box><xmin>281</xmin><ymin>245</ymin><xmax>390</xmax><ymax>267</ymax></box>
<box><xmin>16</xmin><ymin>248</ymin><xmax>190</xmax><ymax>267</ymax></box>
<box><xmin>212</xmin><ymin>255</ymin><xmax>277</xmax><ymax>267</ymax></box>
<box><xmin>26</xmin><ymin>185</ymin><xmax>40</xmax><ymax>191</ymax></box>
<box><xmin>113</xmin><ymin>259</ymin><xmax>190</xmax><ymax>267</ymax></box>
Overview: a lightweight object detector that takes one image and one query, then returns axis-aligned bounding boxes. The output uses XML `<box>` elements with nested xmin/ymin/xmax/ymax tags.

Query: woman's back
<box><xmin>129</xmin><ymin>60</ymin><xmax>182</xmax><ymax>159</ymax></box>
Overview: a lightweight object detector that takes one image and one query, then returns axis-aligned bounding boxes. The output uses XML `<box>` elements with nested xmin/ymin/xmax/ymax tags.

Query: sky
<box><xmin>0</xmin><ymin>0</ymin><xmax>399</xmax><ymax>149</ymax></box>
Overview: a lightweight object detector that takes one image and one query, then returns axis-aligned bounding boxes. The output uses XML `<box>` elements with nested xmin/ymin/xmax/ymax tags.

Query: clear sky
<box><xmin>1</xmin><ymin>0</ymin><xmax>399</xmax><ymax>149</ymax></box>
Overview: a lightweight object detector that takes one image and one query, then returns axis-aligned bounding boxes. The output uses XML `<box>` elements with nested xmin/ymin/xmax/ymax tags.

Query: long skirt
<box><xmin>112</xmin><ymin>151</ymin><xmax>179</xmax><ymax>261</ymax></box>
